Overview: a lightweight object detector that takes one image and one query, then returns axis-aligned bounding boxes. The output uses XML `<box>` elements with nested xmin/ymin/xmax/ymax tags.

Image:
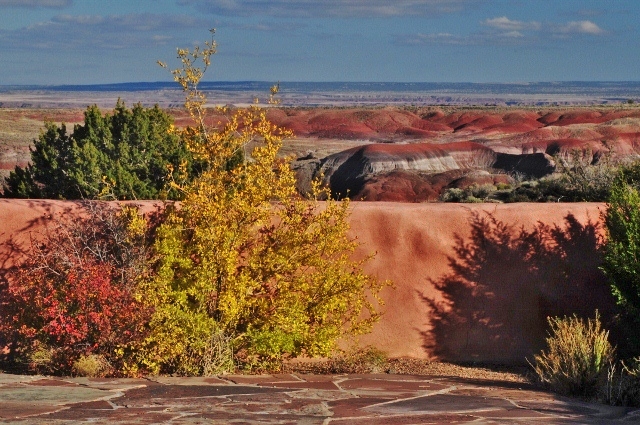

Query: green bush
<box><xmin>440</xmin><ymin>185</ymin><xmax>496</xmax><ymax>203</ymax></box>
<box><xmin>73</xmin><ymin>354</ymin><xmax>113</xmax><ymax>378</ymax></box>
<box><xmin>532</xmin><ymin>312</ymin><xmax>614</xmax><ymax>397</ymax></box>
<box><xmin>468</xmin><ymin>183</ymin><xmax>495</xmax><ymax>200</ymax></box>
<box><xmin>602</xmin><ymin>177</ymin><xmax>640</xmax><ymax>354</ymax></box>
<box><xmin>550</xmin><ymin>149</ymin><xmax>617</xmax><ymax>202</ymax></box>
<box><xmin>440</xmin><ymin>188</ymin><xmax>465</xmax><ymax>202</ymax></box>
<box><xmin>2</xmin><ymin>100</ymin><xmax>200</xmax><ymax>200</ymax></box>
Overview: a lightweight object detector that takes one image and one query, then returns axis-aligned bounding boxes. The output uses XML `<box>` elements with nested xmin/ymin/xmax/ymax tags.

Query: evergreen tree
<box><xmin>2</xmin><ymin>101</ymin><xmax>198</xmax><ymax>200</ymax></box>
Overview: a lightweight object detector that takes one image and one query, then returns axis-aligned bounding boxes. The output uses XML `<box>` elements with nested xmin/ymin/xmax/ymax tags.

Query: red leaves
<box><xmin>0</xmin><ymin>203</ymin><xmax>152</xmax><ymax>375</ymax></box>
<box><xmin>2</xmin><ymin>256</ymin><xmax>149</xmax><ymax>373</ymax></box>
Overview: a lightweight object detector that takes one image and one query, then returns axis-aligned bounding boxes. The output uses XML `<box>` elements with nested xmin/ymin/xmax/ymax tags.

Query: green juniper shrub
<box><xmin>2</xmin><ymin>100</ymin><xmax>202</xmax><ymax>200</ymax></box>
<box><xmin>601</xmin><ymin>175</ymin><xmax>640</xmax><ymax>355</ymax></box>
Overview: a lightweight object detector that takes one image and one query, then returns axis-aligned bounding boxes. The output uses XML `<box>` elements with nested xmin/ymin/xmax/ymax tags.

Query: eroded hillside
<box><xmin>2</xmin><ymin>106</ymin><xmax>640</xmax><ymax>201</ymax></box>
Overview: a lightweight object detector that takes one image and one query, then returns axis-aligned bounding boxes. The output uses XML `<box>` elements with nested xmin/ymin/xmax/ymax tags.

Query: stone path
<box><xmin>1</xmin><ymin>372</ymin><xmax>639</xmax><ymax>424</ymax></box>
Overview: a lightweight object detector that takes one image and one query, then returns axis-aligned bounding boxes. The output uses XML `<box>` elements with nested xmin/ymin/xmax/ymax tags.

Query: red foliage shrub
<box><xmin>0</xmin><ymin>202</ymin><xmax>153</xmax><ymax>375</ymax></box>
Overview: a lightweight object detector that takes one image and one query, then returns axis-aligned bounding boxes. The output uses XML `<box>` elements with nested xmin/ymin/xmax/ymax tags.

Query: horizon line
<box><xmin>3</xmin><ymin>80</ymin><xmax>640</xmax><ymax>88</ymax></box>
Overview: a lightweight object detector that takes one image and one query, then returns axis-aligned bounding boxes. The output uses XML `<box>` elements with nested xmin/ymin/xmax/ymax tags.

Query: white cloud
<box><xmin>394</xmin><ymin>31</ymin><xmax>526</xmax><ymax>46</ymax></box>
<box><xmin>152</xmin><ymin>34</ymin><xmax>173</xmax><ymax>43</ymax></box>
<box><xmin>52</xmin><ymin>14</ymin><xmax>104</xmax><ymax>25</ymax></box>
<box><xmin>0</xmin><ymin>0</ymin><xmax>71</xmax><ymax>7</ymax></box>
<box><xmin>401</xmin><ymin>16</ymin><xmax>607</xmax><ymax>47</ymax></box>
<box><xmin>484</xmin><ymin>16</ymin><xmax>540</xmax><ymax>31</ymax></box>
<box><xmin>397</xmin><ymin>16</ymin><xmax>606</xmax><ymax>47</ymax></box>
<box><xmin>0</xmin><ymin>13</ymin><xmax>208</xmax><ymax>50</ymax></box>
<box><xmin>483</xmin><ymin>16</ymin><xmax>604</xmax><ymax>37</ymax></box>
<box><xmin>237</xmin><ymin>22</ymin><xmax>303</xmax><ymax>32</ymax></box>
<box><xmin>179</xmin><ymin>0</ymin><xmax>477</xmax><ymax>18</ymax></box>
<box><xmin>555</xmin><ymin>20</ymin><xmax>605</xmax><ymax>35</ymax></box>
<box><xmin>576</xmin><ymin>9</ymin><xmax>605</xmax><ymax>17</ymax></box>
<box><xmin>503</xmin><ymin>30</ymin><xmax>523</xmax><ymax>38</ymax></box>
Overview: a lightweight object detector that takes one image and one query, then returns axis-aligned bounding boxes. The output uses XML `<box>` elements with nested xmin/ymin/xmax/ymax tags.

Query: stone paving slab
<box><xmin>2</xmin><ymin>372</ymin><xmax>640</xmax><ymax>424</ymax></box>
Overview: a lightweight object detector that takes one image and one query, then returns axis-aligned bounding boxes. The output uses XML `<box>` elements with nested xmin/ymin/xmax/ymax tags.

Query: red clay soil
<box><xmin>0</xmin><ymin>200</ymin><xmax>614</xmax><ymax>365</ymax></box>
<box><xmin>0</xmin><ymin>161</ymin><xmax>26</xmax><ymax>170</ymax></box>
<box><xmin>353</xmin><ymin>170</ymin><xmax>511</xmax><ymax>202</ymax></box>
<box><xmin>265</xmin><ymin>107</ymin><xmax>640</xmax><ymax>144</ymax></box>
<box><xmin>355</xmin><ymin>170</ymin><xmax>444</xmax><ymax>202</ymax></box>
<box><xmin>8</xmin><ymin>106</ymin><xmax>640</xmax><ymax>148</ymax></box>
<box><xmin>287</xmin><ymin>108</ymin><xmax>640</xmax><ymax>164</ymax></box>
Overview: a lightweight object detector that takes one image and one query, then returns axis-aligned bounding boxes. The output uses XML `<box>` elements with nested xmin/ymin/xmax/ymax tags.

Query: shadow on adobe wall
<box><xmin>421</xmin><ymin>210</ymin><xmax>618</xmax><ymax>364</ymax></box>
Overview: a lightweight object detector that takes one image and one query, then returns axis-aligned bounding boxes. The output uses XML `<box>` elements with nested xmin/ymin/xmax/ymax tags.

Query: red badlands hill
<box><xmin>311</xmin><ymin>141</ymin><xmax>552</xmax><ymax>200</ymax></box>
<box><xmin>278</xmin><ymin>107</ymin><xmax>640</xmax><ymax>201</ymax></box>
<box><xmin>268</xmin><ymin>107</ymin><xmax>640</xmax><ymax>146</ymax></box>
<box><xmin>2</xmin><ymin>106</ymin><xmax>640</xmax><ymax>201</ymax></box>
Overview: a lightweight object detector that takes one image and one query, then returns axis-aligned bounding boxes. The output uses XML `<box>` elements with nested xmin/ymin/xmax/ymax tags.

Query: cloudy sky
<box><xmin>0</xmin><ymin>0</ymin><xmax>638</xmax><ymax>85</ymax></box>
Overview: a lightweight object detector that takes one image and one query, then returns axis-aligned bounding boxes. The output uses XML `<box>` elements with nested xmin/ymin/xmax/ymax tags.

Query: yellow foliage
<box><xmin>139</xmin><ymin>34</ymin><xmax>388</xmax><ymax>374</ymax></box>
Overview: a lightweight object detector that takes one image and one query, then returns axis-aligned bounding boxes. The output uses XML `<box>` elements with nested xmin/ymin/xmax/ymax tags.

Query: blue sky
<box><xmin>0</xmin><ymin>0</ymin><xmax>638</xmax><ymax>85</ymax></box>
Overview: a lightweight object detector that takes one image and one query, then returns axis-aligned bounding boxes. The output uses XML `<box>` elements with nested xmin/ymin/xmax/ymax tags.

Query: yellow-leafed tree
<box><xmin>140</xmin><ymin>33</ymin><xmax>387</xmax><ymax>375</ymax></box>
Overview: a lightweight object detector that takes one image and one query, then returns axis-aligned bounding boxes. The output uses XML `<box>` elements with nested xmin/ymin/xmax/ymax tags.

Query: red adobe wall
<box><xmin>0</xmin><ymin>200</ymin><xmax>615</xmax><ymax>364</ymax></box>
<box><xmin>349</xmin><ymin>202</ymin><xmax>615</xmax><ymax>364</ymax></box>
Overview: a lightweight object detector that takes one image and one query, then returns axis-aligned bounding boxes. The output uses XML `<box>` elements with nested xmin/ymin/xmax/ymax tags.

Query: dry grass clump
<box><xmin>201</xmin><ymin>330</ymin><xmax>235</xmax><ymax>376</ymax></box>
<box><xmin>531</xmin><ymin>312</ymin><xmax>613</xmax><ymax>397</ymax></box>
<box><xmin>28</xmin><ymin>345</ymin><xmax>57</xmax><ymax>375</ymax></box>
<box><xmin>73</xmin><ymin>354</ymin><xmax>113</xmax><ymax>378</ymax></box>
<box><xmin>602</xmin><ymin>358</ymin><xmax>640</xmax><ymax>406</ymax></box>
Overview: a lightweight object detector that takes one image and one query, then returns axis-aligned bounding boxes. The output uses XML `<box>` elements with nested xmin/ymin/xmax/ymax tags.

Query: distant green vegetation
<box><xmin>441</xmin><ymin>151</ymin><xmax>625</xmax><ymax>203</ymax></box>
<box><xmin>2</xmin><ymin>100</ymin><xmax>200</xmax><ymax>200</ymax></box>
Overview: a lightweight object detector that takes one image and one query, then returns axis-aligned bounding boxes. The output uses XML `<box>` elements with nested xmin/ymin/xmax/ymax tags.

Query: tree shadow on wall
<box><xmin>421</xmin><ymin>210</ymin><xmax>617</xmax><ymax>364</ymax></box>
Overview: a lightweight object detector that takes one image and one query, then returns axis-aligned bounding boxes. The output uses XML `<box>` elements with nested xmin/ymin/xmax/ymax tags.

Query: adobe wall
<box><xmin>349</xmin><ymin>202</ymin><xmax>614</xmax><ymax>364</ymax></box>
<box><xmin>0</xmin><ymin>200</ymin><xmax>615</xmax><ymax>364</ymax></box>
